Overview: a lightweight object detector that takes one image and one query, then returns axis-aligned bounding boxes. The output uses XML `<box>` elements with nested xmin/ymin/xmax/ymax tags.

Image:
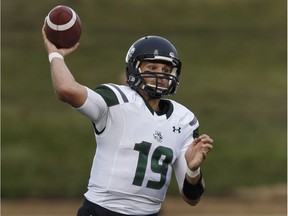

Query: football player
<box><xmin>42</xmin><ymin>26</ymin><xmax>214</xmax><ymax>216</ymax></box>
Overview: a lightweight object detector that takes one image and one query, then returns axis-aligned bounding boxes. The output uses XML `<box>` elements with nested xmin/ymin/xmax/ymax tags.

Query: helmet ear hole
<box><xmin>128</xmin><ymin>74</ymin><xmax>136</xmax><ymax>82</ymax></box>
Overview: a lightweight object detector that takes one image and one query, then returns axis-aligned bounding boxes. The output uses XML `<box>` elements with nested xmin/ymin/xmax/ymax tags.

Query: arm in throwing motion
<box><xmin>42</xmin><ymin>26</ymin><xmax>87</xmax><ymax>108</ymax></box>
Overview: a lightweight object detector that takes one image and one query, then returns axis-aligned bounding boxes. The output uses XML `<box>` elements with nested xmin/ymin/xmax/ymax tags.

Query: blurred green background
<box><xmin>2</xmin><ymin>0</ymin><xmax>286</xmax><ymax>199</ymax></box>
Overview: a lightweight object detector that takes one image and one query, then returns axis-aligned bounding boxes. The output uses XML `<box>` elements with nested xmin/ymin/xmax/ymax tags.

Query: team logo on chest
<box><xmin>153</xmin><ymin>130</ymin><xmax>163</xmax><ymax>143</ymax></box>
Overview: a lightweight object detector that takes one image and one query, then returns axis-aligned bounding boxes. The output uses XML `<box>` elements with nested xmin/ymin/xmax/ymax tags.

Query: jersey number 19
<box><xmin>132</xmin><ymin>141</ymin><xmax>173</xmax><ymax>190</ymax></box>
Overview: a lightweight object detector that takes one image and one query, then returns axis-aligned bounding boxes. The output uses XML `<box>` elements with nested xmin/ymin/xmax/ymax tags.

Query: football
<box><xmin>44</xmin><ymin>5</ymin><xmax>81</xmax><ymax>48</ymax></box>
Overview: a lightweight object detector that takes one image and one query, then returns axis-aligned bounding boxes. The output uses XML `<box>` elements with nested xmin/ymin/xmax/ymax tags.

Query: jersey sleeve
<box><xmin>173</xmin><ymin>115</ymin><xmax>200</xmax><ymax>192</ymax></box>
<box><xmin>74</xmin><ymin>86</ymin><xmax>108</xmax><ymax>132</ymax></box>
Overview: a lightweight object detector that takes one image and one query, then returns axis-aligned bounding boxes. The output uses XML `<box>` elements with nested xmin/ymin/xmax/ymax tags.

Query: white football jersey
<box><xmin>75</xmin><ymin>84</ymin><xmax>199</xmax><ymax>215</ymax></box>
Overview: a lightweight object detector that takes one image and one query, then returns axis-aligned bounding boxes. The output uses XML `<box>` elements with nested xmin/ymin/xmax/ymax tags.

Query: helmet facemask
<box><xmin>125</xmin><ymin>36</ymin><xmax>182</xmax><ymax>99</ymax></box>
<box><xmin>126</xmin><ymin>54</ymin><xmax>181</xmax><ymax>99</ymax></box>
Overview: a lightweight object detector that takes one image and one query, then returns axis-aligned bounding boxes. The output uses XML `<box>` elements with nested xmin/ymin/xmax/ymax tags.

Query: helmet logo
<box><xmin>169</xmin><ymin>52</ymin><xmax>175</xmax><ymax>58</ymax></box>
<box><xmin>154</xmin><ymin>49</ymin><xmax>159</xmax><ymax>55</ymax></box>
<box><xmin>125</xmin><ymin>46</ymin><xmax>136</xmax><ymax>62</ymax></box>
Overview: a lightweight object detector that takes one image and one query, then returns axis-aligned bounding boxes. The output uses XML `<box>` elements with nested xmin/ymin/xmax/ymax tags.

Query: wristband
<box><xmin>182</xmin><ymin>174</ymin><xmax>205</xmax><ymax>200</ymax></box>
<box><xmin>48</xmin><ymin>52</ymin><xmax>64</xmax><ymax>62</ymax></box>
<box><xmin>186</xmin><ymin>167</ymin><xmax>200</xmax><ymax>178</ymax></box>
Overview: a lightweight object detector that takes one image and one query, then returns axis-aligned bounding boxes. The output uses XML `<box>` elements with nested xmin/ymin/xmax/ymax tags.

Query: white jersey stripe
<box><xmin>46</xmin><ymin>7</ymin><xmax>77</xmax><ymax>31</ymax></box>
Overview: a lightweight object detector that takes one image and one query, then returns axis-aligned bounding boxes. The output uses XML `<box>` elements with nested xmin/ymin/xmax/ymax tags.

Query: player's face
<box><xmin>139</xmin><ymin>61</ymin><xmax>173</xmax><ymax>89</ymax></box>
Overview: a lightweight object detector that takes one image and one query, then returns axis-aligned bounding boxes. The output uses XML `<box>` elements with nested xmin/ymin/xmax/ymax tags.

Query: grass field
<box><xmin>1</xmin><ymin>0</ymin><xmax>286</xmax><ymax>200</ymax></box>
<box><xmin>2</xmin><ymin>186</ymin><xmax>287</xmax><ymax>216</ymax></box>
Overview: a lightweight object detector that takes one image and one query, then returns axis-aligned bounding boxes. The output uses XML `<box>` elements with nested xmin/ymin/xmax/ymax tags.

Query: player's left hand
<box><xmin>185</xmin><ymin>134</ymin><xmax>213</xmax><ymax>171</ymax></box>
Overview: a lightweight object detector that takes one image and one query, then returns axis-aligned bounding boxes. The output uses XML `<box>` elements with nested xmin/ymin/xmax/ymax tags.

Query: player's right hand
<box><xmin>41</xmin><ymin>25</ymin><xmax>79</xmax><ymax>57</ymax></box>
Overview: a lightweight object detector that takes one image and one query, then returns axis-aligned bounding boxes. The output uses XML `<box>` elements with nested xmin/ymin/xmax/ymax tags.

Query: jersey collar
<box><xmin>138</xmin><ymin>92</ymin><xmax>174</xmax><ymax>118</ymax></box>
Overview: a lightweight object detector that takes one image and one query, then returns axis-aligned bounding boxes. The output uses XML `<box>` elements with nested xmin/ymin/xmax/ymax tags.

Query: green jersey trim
<box><xmin>157</xmin><ymin>100</ymin><xmax>174</xmax><ymax>119</ymax></box>
<box><xmin>95</xmin><ymin>84</ymin><xmax>173</xmax><ymax>118</ymax></box>
<box><xmin>95</xmin><ymin>84</ymin><xmax>129</xmax><ymax>107</ymax></box>
<box><xmin>110</xmin><ymin>84</ymin><xmax>129</xmax><ymax>103</ymax></box>
<box><xmin>95</xmin><ymin>85</ymin><xmax>119</xmax><ymax>107</ymax></box>
<box><xmin>138</xmin><ymin>93</ymin><xmax>174</xmax><ymax>118</ymax></box>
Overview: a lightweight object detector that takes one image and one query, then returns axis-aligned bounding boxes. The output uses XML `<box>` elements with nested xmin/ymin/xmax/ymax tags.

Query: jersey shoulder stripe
<box><xmin>169</xmin><ymin>99</ymin><xmax>200</xmax><ymax>133</ymax></box>
<box><xmin>109</xmin><ymin>84</ymin><xmax>129</xmax><ymax>103</ymax></box>
<box><xmin>189</xmin><ymin>116</ymin><xmax>198</xmax><ymax>127</ymax></box>
<box><xmin>95</xmin><ymin>84</ymin><xmax>129</xmax><ymax>107</ymax></box>
<box><xmin>189</xmin><ymin>116</ymin><xmax>199</xmax><ymax>138</ymax></box>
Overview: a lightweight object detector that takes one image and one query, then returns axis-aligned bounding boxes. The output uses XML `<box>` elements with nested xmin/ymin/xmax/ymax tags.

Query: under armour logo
<box><xmin>173</xmin><ymin>126</ymin><xmax>181</xmax><ymax>133</ymax></box>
